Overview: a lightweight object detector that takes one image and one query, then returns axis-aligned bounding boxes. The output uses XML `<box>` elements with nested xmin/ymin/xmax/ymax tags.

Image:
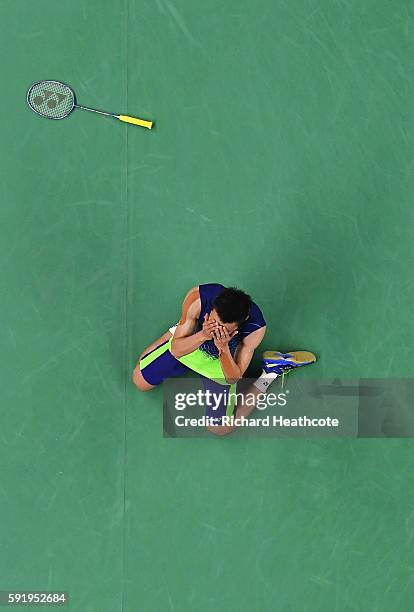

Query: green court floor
<box><xmin>1</xmin><ymin>1</ymin><xmax>414</xmax><ymax>610</ymax></box>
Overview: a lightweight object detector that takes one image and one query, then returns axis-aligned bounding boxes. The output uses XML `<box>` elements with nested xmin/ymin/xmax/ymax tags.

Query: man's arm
<box><xmin>218</xmin><ymin>327</ymin><xmax>267</xmax><ymax>384</ymax></box>
<box><xmin>235</xmin><ymin>326</ymin><xmax>267</xmax><ymax>373</ymax></box>
<box><xmin>170</xmin><ymin>287</ymin><xmax>217</xmax><ymax>358</ymax></box>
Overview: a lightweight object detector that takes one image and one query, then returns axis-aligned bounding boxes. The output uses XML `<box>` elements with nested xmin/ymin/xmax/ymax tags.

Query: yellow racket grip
<box><xmin>118</xmin><ymin>114</ymin><xmax>153</xmax><ymax>129</ymax></box>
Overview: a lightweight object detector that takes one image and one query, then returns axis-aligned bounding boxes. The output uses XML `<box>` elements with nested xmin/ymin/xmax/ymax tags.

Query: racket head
<box><xmin>27</xmin><ymin>80</ymin><xmax>75</xmax><ymax>120</ymax></box>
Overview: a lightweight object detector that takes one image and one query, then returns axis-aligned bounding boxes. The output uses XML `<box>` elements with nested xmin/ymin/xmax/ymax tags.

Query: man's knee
<box><xmin>207</xmin><ymin>424</ymin><xmax>235</xmax><ymax>437</ymax></box>
<box><xmin>132</xmin><ymin>367</ymin><xmax>154</xmax><ymax>392</ymax></box>
<box><xmin>169</xmin><ymin>340</ymin><xmax>179</xmax><ymax>359</ymax></box>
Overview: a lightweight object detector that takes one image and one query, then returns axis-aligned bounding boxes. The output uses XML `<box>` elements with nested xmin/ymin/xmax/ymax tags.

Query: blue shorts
<box><xmin>139</xmin><ymin>340</ymin><xmax>235</xmax><ymax>420</ymax></box>
<box><xmin>140</xmin><ymin>340</ymin><xmax>190</xmax><ymax>386</ymax></box>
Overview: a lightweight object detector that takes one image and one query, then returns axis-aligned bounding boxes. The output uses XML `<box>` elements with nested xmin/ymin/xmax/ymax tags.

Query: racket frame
<box><xmin>26</xmin><ymin>79</ymin><xmax>76</xmax><ymax>120</ymax></box>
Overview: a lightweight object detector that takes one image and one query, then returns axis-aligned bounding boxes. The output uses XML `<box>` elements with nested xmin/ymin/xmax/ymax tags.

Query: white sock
<box><xmin>253</xmin><ymin>371</ymin><xmax>279</xmax><ymax>393</ymax></box>
<box><xmin>168</xmin><ymin>324</ymin><xmax>178</xmax><ymax>336</ymax></box>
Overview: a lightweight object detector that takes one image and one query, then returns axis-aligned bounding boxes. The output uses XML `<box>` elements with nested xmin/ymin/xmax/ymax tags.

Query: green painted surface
<box><xmin>1</xmin><ymin>0</ymin><xmax>413</xmax><ymax>610</ymax></box>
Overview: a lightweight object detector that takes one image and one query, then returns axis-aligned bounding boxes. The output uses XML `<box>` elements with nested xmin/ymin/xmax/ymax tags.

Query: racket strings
<box><xmin>28</xmin><ymin>81</ymin><xmax>74</xmax><ymax>119</ymax></box>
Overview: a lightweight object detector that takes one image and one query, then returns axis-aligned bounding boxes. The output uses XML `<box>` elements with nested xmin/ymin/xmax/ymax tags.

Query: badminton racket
<box><xmin>27</xmin><ymin>80</ymin><xmax>153</xmax><ymax>129</ymax></box>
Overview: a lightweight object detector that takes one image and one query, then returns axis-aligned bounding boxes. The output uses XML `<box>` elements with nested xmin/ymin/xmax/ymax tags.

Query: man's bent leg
<box><xmin>133</xmin><ymin>326</ymin><xmax>189</xmax><ymax>392</ymax></box>
<box><xmin>200</xmin><ymin>378</ymin><xmax>238</xmax><ymax>436</ymax></box>
<box><xmin>132</xmin><ymin>328</ymin><xmax>176</xmax><ymax>391</ymax></box>
<box><xmin>234</xmin><ymin>383</ymin><xmax>273</xmax><ymax>419</ymax></box>
<box><xmin>206</xmin><ymin>382</ymin><xmax>271</xmax><ymax>434</ymax></box>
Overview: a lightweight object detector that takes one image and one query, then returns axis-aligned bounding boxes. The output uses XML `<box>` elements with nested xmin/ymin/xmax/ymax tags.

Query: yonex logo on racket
<box><xmin>33</xmin><ymin>89</ymin><xmax>68</xmax><ymax>110</ymax></box>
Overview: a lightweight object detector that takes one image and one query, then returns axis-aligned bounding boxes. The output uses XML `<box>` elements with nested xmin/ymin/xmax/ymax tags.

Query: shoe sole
<box><xmin>263</xmin><ymin>350</ymin><xmax>317</xmax><ymax>366</ymax></box>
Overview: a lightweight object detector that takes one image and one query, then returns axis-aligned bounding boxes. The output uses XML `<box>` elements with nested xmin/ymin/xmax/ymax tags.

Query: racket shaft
<box><xmin>75</xmin><ymin>104</ymin><xmax>114</xmax><ymax>117</ymax></box>
<box><xmin>118</xmin><ymin>115</ymin><xmax>153</xmax><ymax>129</ymax></box>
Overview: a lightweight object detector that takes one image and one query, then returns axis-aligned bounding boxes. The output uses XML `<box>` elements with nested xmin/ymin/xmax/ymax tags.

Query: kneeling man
<box><xmin>133</xmin><ymin>283</ymin><xmax>315</xmax><ymax>435</ymax></box>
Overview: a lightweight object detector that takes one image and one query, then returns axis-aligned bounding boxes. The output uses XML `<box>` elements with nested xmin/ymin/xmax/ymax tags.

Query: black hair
<box><xmin>213</xmin><ymin>287</ymin><xmax>252</xmax><ymax>324</ymax></box>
